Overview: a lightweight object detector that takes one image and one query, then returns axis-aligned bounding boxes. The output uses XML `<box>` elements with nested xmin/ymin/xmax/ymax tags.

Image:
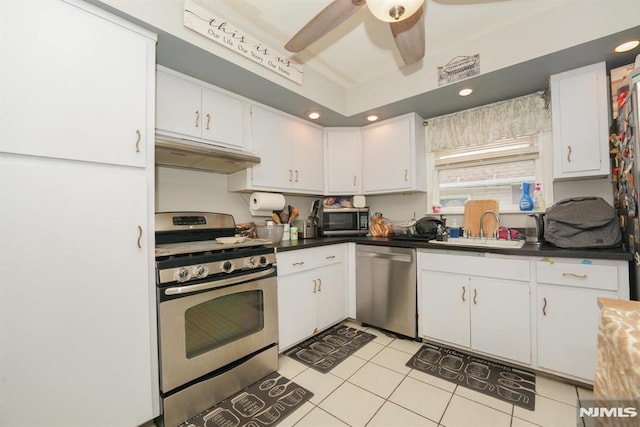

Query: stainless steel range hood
<box><xmin>155</xmin><ymin>135</ymin><xmax>260</xmax><ymax>174</ymax></box>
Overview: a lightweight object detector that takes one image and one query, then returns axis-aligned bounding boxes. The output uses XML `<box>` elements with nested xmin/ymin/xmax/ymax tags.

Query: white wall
<box><xmin>155</xmin><ymin>167</ymin><xmax>318</xmax><ymax>223</ymax></box>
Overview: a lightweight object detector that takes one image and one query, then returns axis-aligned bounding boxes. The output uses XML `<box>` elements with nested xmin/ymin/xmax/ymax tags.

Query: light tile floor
<box><xmin>278</xmin><ymin>321</ymin><xmax>592</xmax><ymax>427</ymax></box>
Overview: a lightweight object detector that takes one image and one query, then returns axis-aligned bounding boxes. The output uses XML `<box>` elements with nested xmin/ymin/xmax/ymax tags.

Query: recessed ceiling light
<box><xmin>458</xmin><ymin>88</ymin><xmax>473</xmax><ymax>97</ymax></box>
<box><xmin>615</xmin><ymin>40</ymin><xmax>639</xmax><ymax>53</ymax></box>
<box><xmin>307</xmin><ymin>111</ymin><xmax>320</xmax><ymax>120</ymax></box>
<box><xmin>367</xmin><ymin>114</ymin><xmax>379</xmax><ymax>122</ymax></box>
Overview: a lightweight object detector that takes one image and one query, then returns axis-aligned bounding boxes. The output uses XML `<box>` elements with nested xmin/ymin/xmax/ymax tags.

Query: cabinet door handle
<box><xmin>461</xmin><ymin>286</ymin><xmax>466</xmax><ymax>302</ymax></box>
<box><xmin>288</xmin><ymin>169</ymin><xmax>293</xmax><ymax>182</ymax></box>
<box><xmin>137</xmin><ymin>225</ymin><xmax>143</xmax><ymax>249</ymax></box>
<box><xmin>542</xmin><ymin>297</ymin><xmax>548</xmax><ymax>316</ymax></box>
<box><xmin>567</xmin><ymin>145</ymin><xmax>572</xmax><ymax>163</ymax></box>
<box><xmin>562</xmin><ymin>272</ymin><xmax>588</xmax><ymax>279</ymax></box>
<box><xmin>353</xmin><ymin>175</ymin><xmax>357</xmax><ymax>187</ymax></box>
<box><xmin>195</xmin><ymin>110</ymin><xmax>200</xmax><ymax>128</ymax></box>
<box><xmin>295</xmin><ymin>170</ymin><xmax>299</xmax><ymax>182</ymax></box>
<box><xmin>292</xmin><ymin>261</ymin><xmax>304</xmax><ymax>266</ymax></box>
<box><xmin>317</xmin><ymin>278</ymin><xmax>322</xmax><ymax>292</ymax></box>
<box><xmin>473</xmin><ymin>288</ymin><xmax>477</xmax><ymax>305</ymax></box>
<box><xmin>312</xmin><ymin>279</ymin><xmax>317</xmax><ymax>293</ymax></box>
<box><xmin>206</xmin><ymin>113</ymin><xmax>211</xmax><ymax>130</ymax></box>
<box><xmin>135</xmin><ymin>129</ymin><xmax>141</xmax><ymax>153</ymax></box>
<box><xmin>404</xmin><ymin>169</ymin><xmax>408</xmax><ymax>181</ymax></box>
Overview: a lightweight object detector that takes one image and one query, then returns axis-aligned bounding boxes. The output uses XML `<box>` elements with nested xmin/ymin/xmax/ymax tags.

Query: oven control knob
<box><xmin>222</xmin><ymin>261</ymin><xmax>234</xmax><ymax>273</ymax></box>
<box><xmin>247</xmin><ymin>257</ymin><xmax>257</xmax><ymax>268</ymax></box>
<box><xmin>176</xmin><ymin>267</ymin><xmax>191</xmax><ymax>282</ymax></box>
<box><xmin>259</xmin><ymin>256</ymin><xmax>269</xmax><ymax>267</ymax></box>
<box><xmin>193</xmin><ymin>265</ymin><xmax>208</xmax><ymax>278</ymax></box>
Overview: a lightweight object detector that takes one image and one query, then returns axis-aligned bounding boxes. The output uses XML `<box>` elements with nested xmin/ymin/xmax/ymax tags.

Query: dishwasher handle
<box><xmin>357</xmin><ymin>250</ymin><xmax>413</xmax><ymax>263</ymax></box>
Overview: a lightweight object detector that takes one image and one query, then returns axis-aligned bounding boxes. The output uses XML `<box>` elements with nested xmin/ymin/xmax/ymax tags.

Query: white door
<box><xmin>277</xmin><ymin>271</ymin><xmax>317</xmax><ymax>350</ymax></box>
<box><xmin>292</xmin><ymin>121</ymin><xmax>324</xmax><ymax>193</ymax></box>
<box><xmin>470</xmin><ymin>278</ymin><xmax>531</xmax><ymax>364</ymax></box>
<box><xmin>362</xmin><ymin>117</ymin><xmax>412</xmax><ymax>193</ymax></box>
<box><xmin>249</xmin><ymin>106</ymin><xmax>294</xmax><ymax>190</ymax></box>
<box><xmin>316</xmin><ymin>263</ymin><xmax>348</xmax><ymax>331</ymax></box>
<box><xmin>0</xmin><ymin>154</ymin><xmax>155</xmax><ymax>426</ymax></box>
<box><xmin>0</xmin><ymin>0</ymin><xmax>149</xmax><ymax>167</ymax></box>
<box><xmin>420</xmin><ymin>271</ymin><xmax>470</xmax><ymax>348</ymax></box>
<box><xmin>325</xmin><ymin>128</ymin><xmax>362</xmax><ymax>194</ymax></box>
<box><xmin>156</xmin><ymin>70</ymin><xmax>202</xmax><ymax>139</ymax></box>
<box><xmin>201</xmin><ymin>86</ymin><xmax>245</xmax><ymax>149</ymax></box>
<box><xmin>537</xmin><ymin>285</ymin><xmax>612</xmax><ymax>381</ymax></box>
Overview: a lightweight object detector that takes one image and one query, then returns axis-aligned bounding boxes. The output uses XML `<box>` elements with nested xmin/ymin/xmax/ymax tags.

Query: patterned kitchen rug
<box><xmin>178</xmin><ymin>371</ymin><xmax>313</xmax><ymax>427</ymax></box>
<box><xmin>285</xmin><ymin>324</ymin><xmax>376</xmax><ymax>373</ymax></box>
<box><xmin>407</xmin><ymin>342</ymin><xmax>536</xmax><ymax>411</ymax></box>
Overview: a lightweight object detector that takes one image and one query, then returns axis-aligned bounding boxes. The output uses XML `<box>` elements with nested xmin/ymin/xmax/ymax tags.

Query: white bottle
<box><xmin>533</xmin><ymin>182</ymin><xmax>546</xmax><ymax>211</ymax></box>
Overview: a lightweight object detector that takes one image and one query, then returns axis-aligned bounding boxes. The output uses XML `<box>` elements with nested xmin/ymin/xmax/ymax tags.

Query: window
<box><xmin>430</xmin><ymin>135</ymin><xmax>546</xmax><ymax>213</ymax></box>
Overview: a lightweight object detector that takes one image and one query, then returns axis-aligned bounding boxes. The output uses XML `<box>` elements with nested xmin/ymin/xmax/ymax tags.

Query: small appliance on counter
<box><xmin>294</xmin><ymin>218</ymin><xmax>318</xmax><ymax>239</ymax></box>
<box><xmin>525</xmin><ymin>213</ymin><xmax>544</xmax><ymax>244</ymax></box>
<box><xmin>317</xmin><ymin>204</ymin><xmax>369</xmax><ymax>237</ymax></box>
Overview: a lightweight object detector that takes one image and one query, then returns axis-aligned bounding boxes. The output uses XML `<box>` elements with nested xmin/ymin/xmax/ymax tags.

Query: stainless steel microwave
<box><xmin>317</xmin><ymin>207</ymin><xmax>369</xmax><ymax>236</ymax></box>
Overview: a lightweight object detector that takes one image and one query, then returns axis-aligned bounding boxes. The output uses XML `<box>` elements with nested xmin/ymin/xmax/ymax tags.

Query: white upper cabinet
<box><xmin>361</xmin><ymin>113</ymin><xmax>426</xmax><ymax>194</ymax></box>
<box><xmin>229</xmin><ymin>105</ymin><xmax>324</xmax><ymax>194</ymax></box>
<box><xmin>0</xmin><ymin>0</ymin><xmax>150</xmax><ymax>167</ymax></box>
<box><xmin>550</xmin><ymin>62</ymin><xmax>610</xmax><ymax>180</ymax></box>
<box><xmin>324</xmin><ymin>128</ymin><xmax>362</xmax><ymax>195</ymax></box>
<box><xmin>156</xmin><ymin>67</ymin><xmax>245</xmax><ymax>150</ymax></box>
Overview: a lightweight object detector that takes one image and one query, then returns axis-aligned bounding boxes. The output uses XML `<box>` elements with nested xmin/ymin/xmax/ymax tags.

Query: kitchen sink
<box><xmin>429</xmin><ymin>238</ymin><xmax>525</xmax><ymax>249</ymax></box>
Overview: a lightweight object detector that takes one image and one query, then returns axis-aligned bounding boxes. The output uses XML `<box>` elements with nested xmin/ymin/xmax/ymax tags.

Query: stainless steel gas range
<box><xmin>154</xmin><ymin>212</ymin><xmax>279</xmax><ymax>427</ymax></box>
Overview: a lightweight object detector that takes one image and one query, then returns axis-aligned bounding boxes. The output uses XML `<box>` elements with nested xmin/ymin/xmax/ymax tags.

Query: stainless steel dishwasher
<box><xmin>355</xmin><ymin>245</ymin><xmax>417</xmax><ymax>338</ymax></box>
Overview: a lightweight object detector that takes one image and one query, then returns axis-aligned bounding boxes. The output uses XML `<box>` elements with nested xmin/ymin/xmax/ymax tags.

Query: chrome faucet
<box><xmin>479</xmin><ymin>210</ymin><xmax>499</xmax><ymax>239</ymax></box>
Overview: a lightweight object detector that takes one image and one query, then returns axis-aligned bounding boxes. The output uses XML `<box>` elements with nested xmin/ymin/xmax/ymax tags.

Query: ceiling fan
<box><xmin>284</xmin><ymin>0</ymin><xmax>508</xmax><ymax>66</ymax></box>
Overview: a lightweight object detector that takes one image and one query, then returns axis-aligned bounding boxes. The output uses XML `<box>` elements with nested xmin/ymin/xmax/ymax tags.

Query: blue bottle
<box><xmin>519</xmin><ymin>182</ymin><xmax>534</xmax><ymax>211</ymax></box>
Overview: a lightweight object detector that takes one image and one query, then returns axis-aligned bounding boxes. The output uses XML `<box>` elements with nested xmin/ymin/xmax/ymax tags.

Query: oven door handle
<box><xmin>164</xmin><ymin>267</ymin><xmax>276</xmax><ymax>296</ymax></box>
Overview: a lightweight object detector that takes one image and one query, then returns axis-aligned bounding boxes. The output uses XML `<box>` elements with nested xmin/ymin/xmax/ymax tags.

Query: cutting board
<box><xmin>463</xmin><ymin>200</ymin><xmax>499</xmax><ymax>238</ymax></box>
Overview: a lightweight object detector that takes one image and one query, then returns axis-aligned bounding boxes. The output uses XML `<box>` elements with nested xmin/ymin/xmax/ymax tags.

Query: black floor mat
<box><xmin>407</xmin><ymin>342</ymin><xmax>536</xmax><ymax>411</ymax></box>
<box><xmin>178</xmin><ymin>371</ymin><xmax>313</xmax><ymax>427</ymax></box>
<box><xmin>285</xmin><ymin>324</ymin><xmax>376</xmax><ymax>373</ymax></box>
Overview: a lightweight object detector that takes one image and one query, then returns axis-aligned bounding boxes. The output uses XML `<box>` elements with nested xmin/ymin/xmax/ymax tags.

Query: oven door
<box><xmin>158</xmin><ymin>271</ymin><xmax>278</xmax><ymax>393</ymax></box>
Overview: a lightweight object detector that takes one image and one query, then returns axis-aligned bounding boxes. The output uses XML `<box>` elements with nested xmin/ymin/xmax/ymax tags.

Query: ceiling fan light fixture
<box><xmin>366</xmin><ymin>0</ymin><xmax>424</xmax><ymax>22</ymax></box>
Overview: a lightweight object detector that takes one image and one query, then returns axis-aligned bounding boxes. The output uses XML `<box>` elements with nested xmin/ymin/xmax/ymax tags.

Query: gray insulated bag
<box><xmin>543</xmin><ymin>197</ymin><xmax>621</xmax><ymax>248</ymax></box>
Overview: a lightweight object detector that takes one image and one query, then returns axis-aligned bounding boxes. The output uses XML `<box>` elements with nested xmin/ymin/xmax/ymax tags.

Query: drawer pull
<box><xmin>461</xmin><ymin>286</ymin><xmax>466</xmax><ymax>302</ymax></box>
<box><xmin>562</xmin><ymin>272</ymin><xmax>587</xmax><ymax>279</ymax></box>
<box><xmin>542</xmin><ymin>297</ymin><xmax>548</xmax><ymax>316</ymax></box>
<box><xmin>292</xmin><ymin>261</ymin><xmax>305</xmax><ymax>266</ymax></box>
<box><xmin>325</xmin><ymin>255</ymin><xmax>336</xmax><ymax>260</ymax></box>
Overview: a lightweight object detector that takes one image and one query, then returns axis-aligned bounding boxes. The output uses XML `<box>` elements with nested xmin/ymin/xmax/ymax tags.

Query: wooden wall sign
<box><xmin>184</xmin><ymin>0</ymin><xmax>303</xmax><ymax>85</ymax></box>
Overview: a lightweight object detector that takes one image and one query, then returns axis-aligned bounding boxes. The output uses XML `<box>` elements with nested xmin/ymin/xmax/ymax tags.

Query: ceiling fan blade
<box><xmin>389</xmin><ymin>5</ymin><xmax>425</xmax><ymax>65</ymax></box>
<box><xmin>284</xmin><ymin>0</ymin><xmax>366</xmax><ymax>53</ymax></box>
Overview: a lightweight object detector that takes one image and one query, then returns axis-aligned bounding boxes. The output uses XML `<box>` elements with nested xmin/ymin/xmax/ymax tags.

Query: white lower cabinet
<box><xmin>419</xmin><ymin>251</ymin><xmax>531</xmax><ymax>364</ymax></box>
<box><xmin>277</xmin><ymin>245</ymin><xmax>348</xmax><ymax>350</ymax></box>
<box><xmin>535</xmin><ymin>258</ymin><xmax>628</xmax><ymax>382</ymax></box>
<box><xmin>419</xmin><ymin>250</ymin><xmax>630</xmax><ymax>383</ymax></box>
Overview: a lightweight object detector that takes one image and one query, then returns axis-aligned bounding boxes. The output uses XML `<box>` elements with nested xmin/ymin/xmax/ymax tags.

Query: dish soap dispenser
<box><xmin>532</xmin><ymin>182</ymin><xmax>546</xmax><ymax>211</ymax></box>
<box><xmin>519</xmin><ymin>182</ymin><xmax>534</xmax><ymax>211</ymax></box>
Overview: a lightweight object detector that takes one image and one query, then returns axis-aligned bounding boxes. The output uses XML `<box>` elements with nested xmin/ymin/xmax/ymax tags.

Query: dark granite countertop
<box><xmin>275</xmin><ymin>236</ymin><xmax>633</xmax><ymax>261</ymax></box>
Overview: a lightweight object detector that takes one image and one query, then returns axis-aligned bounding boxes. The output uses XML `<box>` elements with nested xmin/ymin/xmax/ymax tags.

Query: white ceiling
<box><xmin>204</xmin><ymin>0</ymin><xmax>568</xmax><ymax>88</ymax></box>
<box><xmin>93</xmin><ymin>0</ymin><xmax>640</xmax><ymax>126</ymax></box>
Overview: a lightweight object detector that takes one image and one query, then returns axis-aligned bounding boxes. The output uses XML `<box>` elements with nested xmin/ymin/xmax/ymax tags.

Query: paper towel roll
<box><xmin>250</xmin><ymin>192</ymin><xmax>285</xmax><ymax>217</ymax></box>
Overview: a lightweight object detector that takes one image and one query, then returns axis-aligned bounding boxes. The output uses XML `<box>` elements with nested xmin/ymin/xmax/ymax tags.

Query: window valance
<box><xmin>426</xmin><ymin>91</ymin><xmax>551</xmax><ymax>151</ymax></box>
